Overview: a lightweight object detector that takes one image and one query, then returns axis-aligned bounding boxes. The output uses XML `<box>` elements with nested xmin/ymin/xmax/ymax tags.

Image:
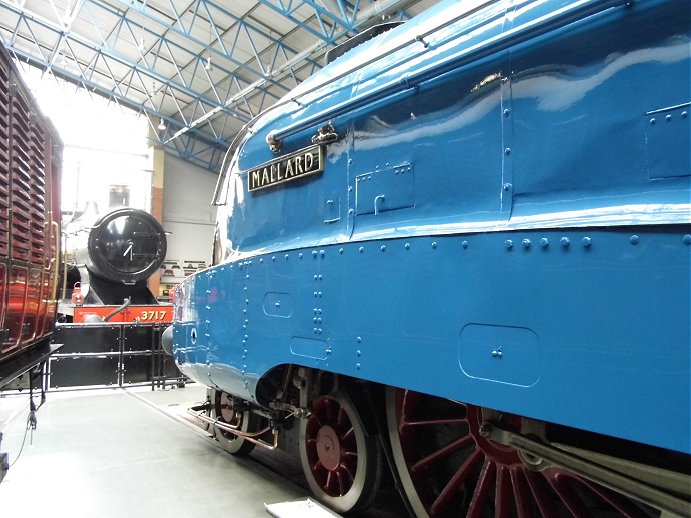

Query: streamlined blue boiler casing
<box><xmin>173</xmin><ymin>0</ymin><xmax>691</xmax><ymax>455</ymax></box>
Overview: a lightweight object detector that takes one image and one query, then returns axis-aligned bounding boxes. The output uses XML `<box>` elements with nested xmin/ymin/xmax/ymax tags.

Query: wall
<box><xmin>160</xmin><ymin>152</ymin><xmax>218</xmax><ymax>296</ymax></box>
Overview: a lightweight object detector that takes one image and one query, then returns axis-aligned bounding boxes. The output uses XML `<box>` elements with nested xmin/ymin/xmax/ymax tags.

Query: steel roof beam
<box><xmin>2</xmin><ymin>0</ymin><xmax>256</xmax><ymax>125</ymax></box>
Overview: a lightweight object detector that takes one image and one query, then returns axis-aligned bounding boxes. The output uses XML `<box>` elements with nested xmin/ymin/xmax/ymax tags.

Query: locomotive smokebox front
<box><xmin>71</xmin><ymin>208</ymin><xmax>167</xmax><ymax>305</ymax></box>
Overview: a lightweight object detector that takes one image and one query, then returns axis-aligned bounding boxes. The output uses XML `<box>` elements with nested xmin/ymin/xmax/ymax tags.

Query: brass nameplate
<box><xmin>248</xmin><ymin>145</ymin><xmax>323</xmax><ymax>192</ymax></box>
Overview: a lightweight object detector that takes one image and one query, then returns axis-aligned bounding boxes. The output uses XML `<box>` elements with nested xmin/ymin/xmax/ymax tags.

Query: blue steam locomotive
<box><xmin>170</xmin><ymin>0</ymin><xmax>690</xmax><ymax>515</ymax></box>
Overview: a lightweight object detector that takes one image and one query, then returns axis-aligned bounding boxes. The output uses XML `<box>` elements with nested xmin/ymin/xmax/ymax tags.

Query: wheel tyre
<box><xmin>299</xmin><ymin>390</ymin><xmax>383</xmax><ymax>514</ymax></box>
<box><xmin>211</xmin><ymin>389</ymin><xmax>257</xmax><ymax>456</ymax></box>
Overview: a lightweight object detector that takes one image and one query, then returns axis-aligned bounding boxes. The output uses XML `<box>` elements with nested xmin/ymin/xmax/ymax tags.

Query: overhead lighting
<box><xmin>204</xmin><ymin>56</ymin><xmax>212</xmax><ymax>71</ymax></box>
<box><xmin>158</xmin><ymin>118</ymin><xmax>166</xmax><ymax>131</ymax></box>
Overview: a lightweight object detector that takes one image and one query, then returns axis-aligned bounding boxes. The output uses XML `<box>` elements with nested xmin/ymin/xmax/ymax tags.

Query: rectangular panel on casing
<box><xmin>646</xmin><ymin>104</ymin><xmax>691</xmax><ymax>179</ymax></box>
<box><xmin>355</xmin><ymin>164</ymin><xmax>414</xmax><ymax>215</ymax></box>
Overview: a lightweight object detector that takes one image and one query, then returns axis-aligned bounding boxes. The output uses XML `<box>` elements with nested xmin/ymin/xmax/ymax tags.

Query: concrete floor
<box><xmin>0</xmin><ymin>385</ymin><xmax>311</xmax><ymax>518</ymax></box>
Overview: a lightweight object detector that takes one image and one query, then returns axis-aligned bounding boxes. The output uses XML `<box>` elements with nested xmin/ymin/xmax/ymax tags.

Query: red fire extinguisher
<box><xmin>71</xmin><ymin>282</ymin><xmax>84</xmax><ymax>305</ymax></box>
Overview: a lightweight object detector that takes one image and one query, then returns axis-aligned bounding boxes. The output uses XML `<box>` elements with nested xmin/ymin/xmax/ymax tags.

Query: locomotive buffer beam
<box><xmin>480</xmin><ymin>422</ymin><xmax>691</xmax><ymax>517</ymax></box>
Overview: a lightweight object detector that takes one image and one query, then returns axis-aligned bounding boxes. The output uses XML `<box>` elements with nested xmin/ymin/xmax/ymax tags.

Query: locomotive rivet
<box><xmin>246</xmin><ymin>274</ymin><xmax>250</xmax><ymax>279</ymax></box>
<box><xmin>272</xmin><ymin>256</ymin><xmax>276</xmax><ymax>261</ymax></box>
<box><xmin>505</xmin><ymin>147</ymin><xmax>511</xmax><ymax>155</ymax></box>
<box><xmin>683</xmin><ymin>234</ymin><xmax>691</xmax><ymax>245</ymax></box>
<box><xmin>357</xmin><ymin>336</ymin><xmax>362</xmax><ymax>343</ymax></box>
<box><xmin>630</xmin><ymin>235</ymin><xmax>639</xmax><ymax>245</ymax></box>
<box><xmin>244</xmin><ymin>286</ymin><xmax>248</xmax><ymax>291</ymax></box>
<box><xmin>314</xmin><ymin>275</ymin><xmax>318</xmax><ymax>280</ymax></box>
<box><xmin>649</xmin><ymin>118</ymin><xmax>656</xmax><ymax>125</ymax></box>
<box><xmin>681</xmin><ymin>111</ymin><xmax>688</xmax><ymax>119</ymax></box>
<box><xmin>582</xmin><ymin>237</ymin><xmax>592</xmax><ymax>247</ymax></box>
<box><xmin>317</xmin><ymin>318</ymin><xmax>322</xmax><ymax>324</ymax></box>
<box><xmin>259</xmin><ymin>258</ymin><xmax>263</xmax><ymax>263</ymax></box>
<box><xmin>348</xmin><ymin>186</ymin><xmax>353</xmax><ymax>191</ymax></box>
<box><xmin>318</xmin><ymin>275</ymin><xmax>323</xmax><ymax>280</ymax></box>
<box><xmin>317</xmin><ymin>329</ymin><xmax>322</xmax><ymax>335</ymax></box>
<box><xmin>318</xmin><ymin>292</ymin><xmax>322</xmax><ymax>297</ymax></box>
<box><xmin>381</xmin><ymin>245</ymin><xmax>386</xmax><ymax>252</ymax></box>
<box><xmin>356</xmin><ymin>363</ymin><xmax>361</xmax><ymax>370</ymax></box>
<box><xmin>314</xmin><ymin>328</ymin><xmax>318</xmax><ymax>334</ymax></box>
<box><xmin>313</xmin><ymin>250</ymin><xmax>318</xmax><ymax>256</ymax></box>
<box><xmin>540</xmin><ymin>238</ymin><xmax>549</xmax><ymax>248</ymax></box>
<box><xmin>359</xmin><ymin>246</ymin><xmax>364</xmax><ymax>253</ymax></box>
<box><xmin>522</xmin><ymin>239</ymin><xmax>531</xmax><ymax>248</ymax></box>
<box><xmin>243</xmin><ymin>309</ymin><xmax>247</xmax><ymax>314</ymax></box>
<box><xmin>461</xmin><ymin>240</ymin><xmax>469</xmax><ymax>248</ymax></box>
<box><xmin>666</xmin><ymin>114</ymin><xmax>672</xmax><ymax>121</ymax></box>
<box><xmin>244</xmin><ymin>349</ymin><xmax>248</xmax><ymax>355</ymax></box>
<box><xmin>357</xmin><ymin>350</ymin><xmax>361</xmax><ymax>357</ymax></box>
<box><xmin>314</xmin><ymin>291</ymin><xmax>318</xmax><ymax>297</ymax></box>
<box><xmin>318</xmin><ymin>309</ymin><xmax>322</xmax><ymax>315</ymax></box>
<box><xmin>245</xmin><ymin>299</ymin><xmax>249</xmax><ymax>304</ymax></box>
<box><xmin>313</xmin><ymin>308</ymin><xmax>318</xmax><ymax>314</ymax></box>
<box><xmin>561</xmin><ymin>237</ymin><xmax>570</xmax><ymax>247</ymax></box>
<box><xmin>313</xmin><ymin>318</ymin><xmax>318</xmax><ymax>324</ymax></box>
<box><xmin>339</xmin><ymin>248</ymin><xmax>344</xmax><ymax>254</ymax></box>
<box><xmin>299</xmin><ymin>253</ymin><xmax>303</xmax><ymax>259</ymax></box>
<box><xmin>405</xmin><ymin>243</ymin><xmax>410</xmax><ymax>250</ymax></box>
<box><xmin>243</xmin><ymin>324</ymin><xmax>247</xmax><ymax>330</ymax></box>
<box><xmin>503</xmin><ymin>183</ymin><xmax>512</xmax><ymax>191</ymax></box>
<box><xmin>505</xmin><ymin>240</ymin><xmax>513</xmax><ymax>249</ymax></box>
<box><xmin>245</xmin><ymin>319</ymin><xmax>249</xmax><ymax>324</ymax></box>
<box><xmin>432</xmin><ymin>242</ymin><xmax>438</xmax><ymax>249</ymax></box>
<box><xmin>503</xmin><ymin>108</ymin><xmax>510</xmax><ymax>117</ymax></box>
<box><xmin>348</xmin><ymin>208</ymin><xmax>355</xmax><ymax>215</ymax></box>
<box><xmin>285</xmin><ymin>254</ymin><xmax>289</xmax><ymax>260</ymax></box>
<box><xmin>320</xmin><ymin>250</ymin><xmax>325</xmax><ymax>256</ymax></box>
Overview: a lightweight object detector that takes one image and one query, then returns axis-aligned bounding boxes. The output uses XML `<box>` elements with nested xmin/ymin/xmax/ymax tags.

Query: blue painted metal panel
<box><xmin>174</xmin><ymin>0</ymin><xmax>691</xmax><ymax>455</ymax></box>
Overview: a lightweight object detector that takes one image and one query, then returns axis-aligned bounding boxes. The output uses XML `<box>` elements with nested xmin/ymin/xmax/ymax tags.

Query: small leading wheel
<box><xmin>299</xmin><ymin>390</ymin><xmax>383</xmax><ymax>514</ymax></box>
<box><xmin>211</xmin><ymin>389</ymin><xmax>257</xmax><ymax>456</ymax></box>
<box><xmin>386</xmin><ymin>387</ymin><xmax>660</xmax><ymax>518</ymax></box>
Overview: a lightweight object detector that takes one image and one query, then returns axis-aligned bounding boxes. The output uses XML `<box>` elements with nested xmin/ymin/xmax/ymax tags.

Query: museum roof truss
<box><xmin>0</xmin><ymin>0</ymin><xmax>433</xmax><ymax>171</ymax></box>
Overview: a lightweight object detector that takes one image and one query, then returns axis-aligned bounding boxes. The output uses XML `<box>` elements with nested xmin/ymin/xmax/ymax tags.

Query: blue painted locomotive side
<box><xmin>173</xmin><ymin>0</ymin><xmax>690</xmax><ymax>457</ymax></box>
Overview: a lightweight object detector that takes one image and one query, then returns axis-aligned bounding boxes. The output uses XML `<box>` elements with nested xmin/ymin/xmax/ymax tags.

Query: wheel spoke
<box><xmin>467</xmin><ymin>459</ymin><xmax>496</xmax><ymax>518</ymax></box>
<box><xmin>341</xmin><ymin>425</ymin><xmax>354</xmax><ymax>443</ymax></box>
<box><xmin>430</xmin><ymin>448</ymin><xmax>483</xmax><ymax>516</ymax></box>
<box><xmin>402</xmin><ymin>417</ymin><xmax>468</xmax><ymax>429</ymax></box>
<box><xmin>411</xmin><ymin>434</ymin><xmax>474</xmax><ymax>474</ymax></box>
<box><xmin>524</xmin><ymin>468</ymin><xmax>560</xmax><ymax>518</ymax></box>
<box><xmin>548</xmin><ymin>472</ymin><xmax>592</xmax><ymax>517</ymax></box>
<box><xmin>510</xmin><ymin>465</ymin><xmax>535</xmax><ymax>518</ymax></box>
<box><xmin>496</xmin><ymin>465</ymin><xmax>512</xmax><ymax>518</ymax></box>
